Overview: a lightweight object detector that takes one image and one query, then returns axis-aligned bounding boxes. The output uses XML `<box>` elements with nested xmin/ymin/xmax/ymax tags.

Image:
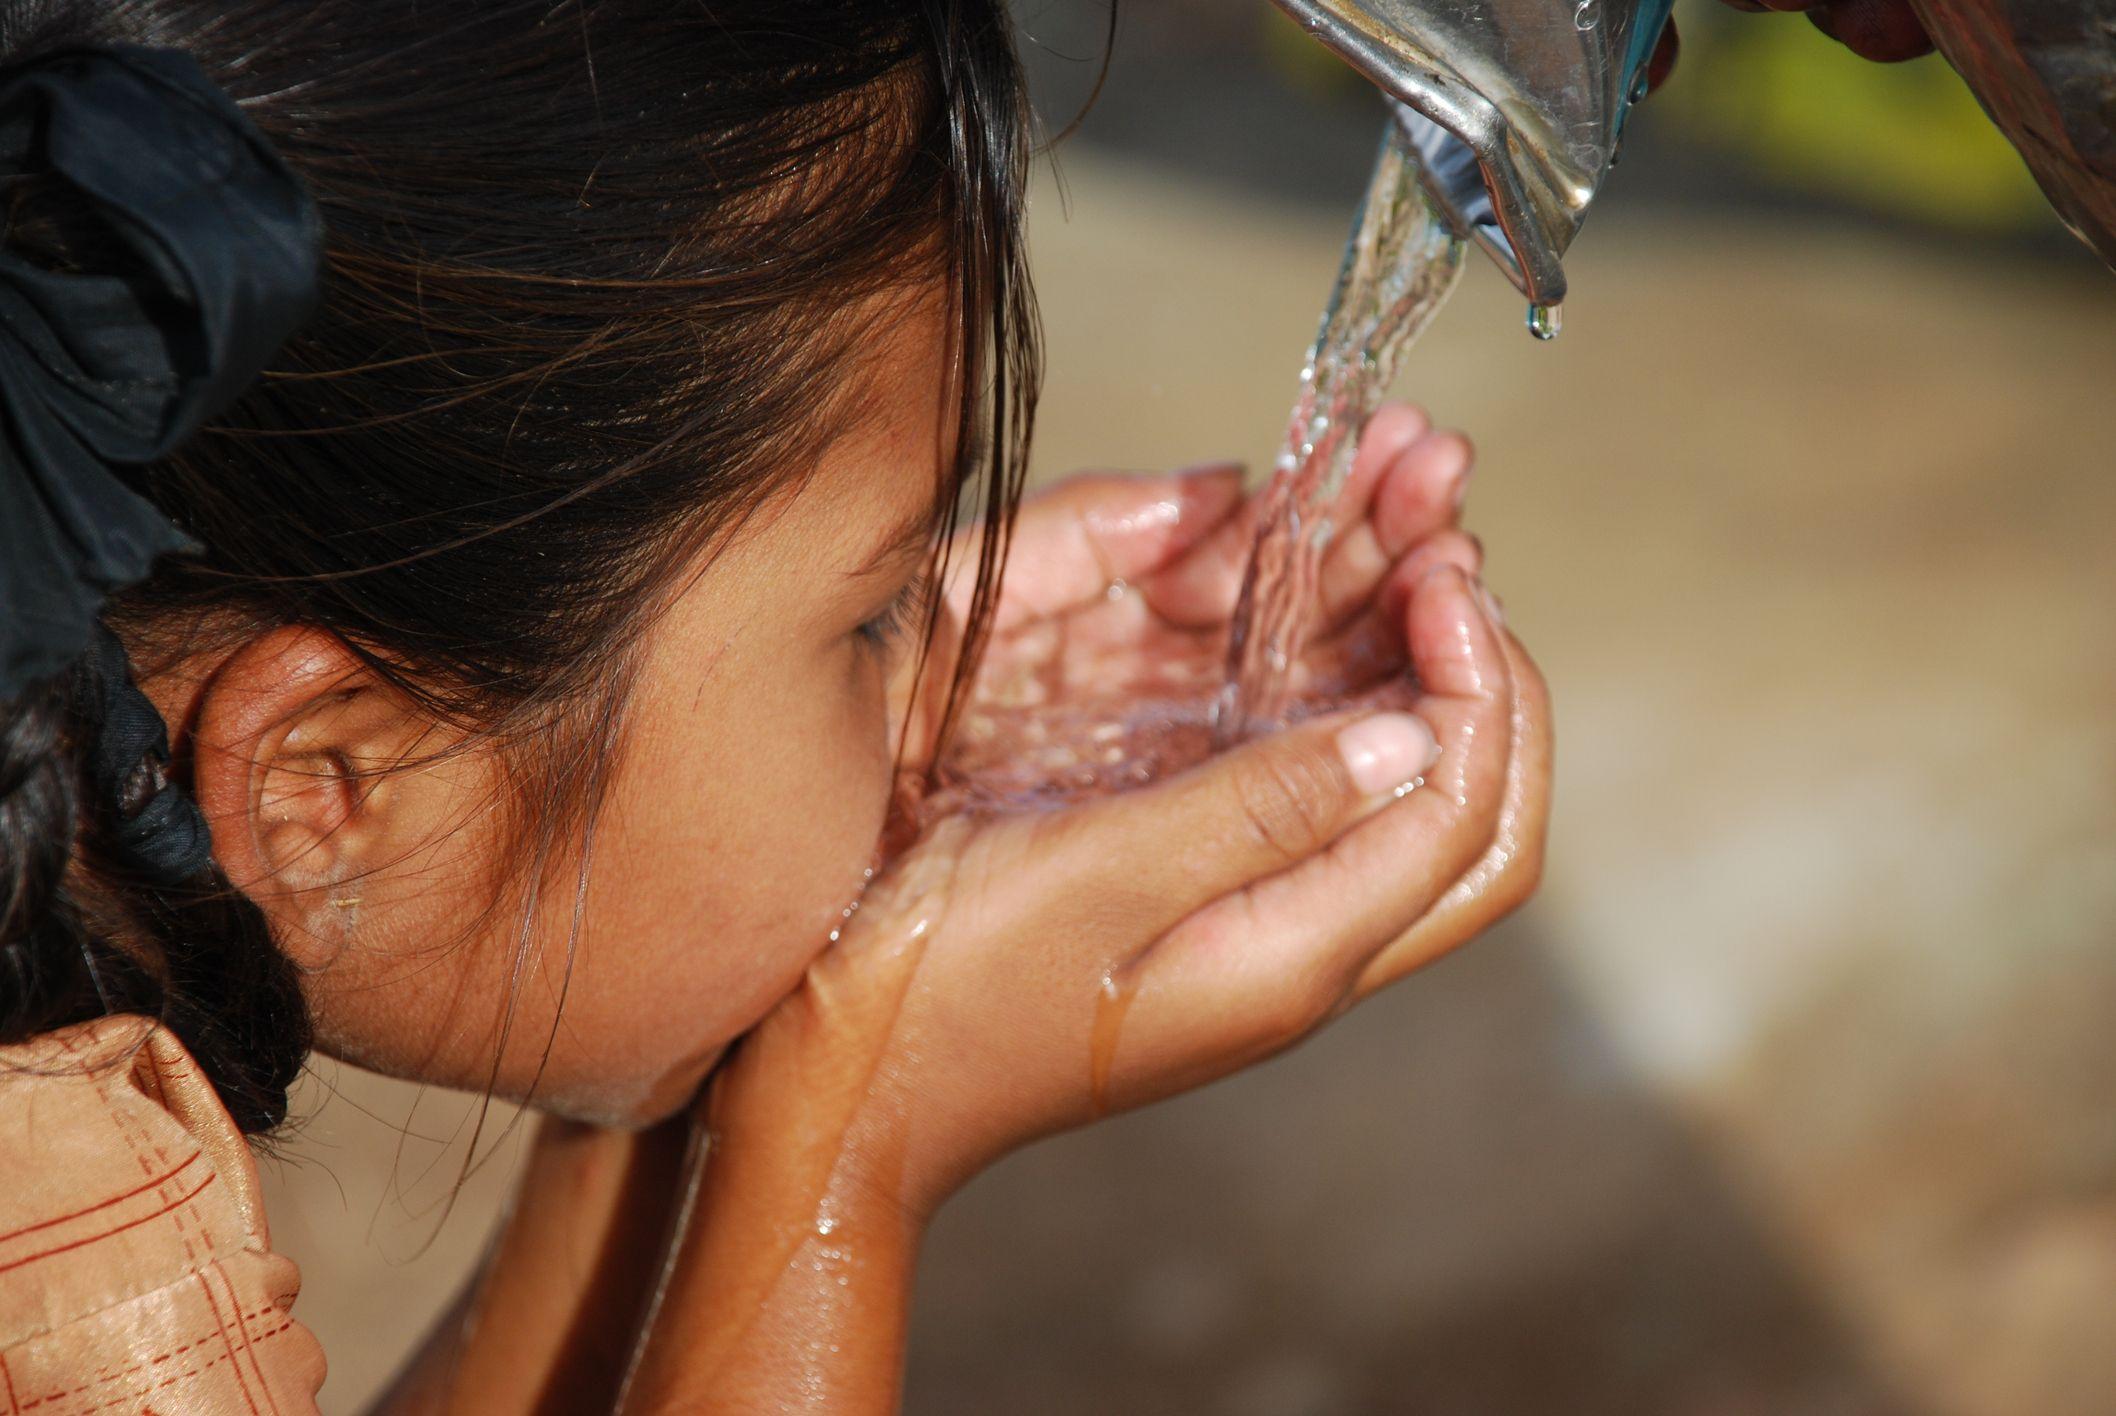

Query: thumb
<box><xmin>1038</xmin><ymin>705</ymin><xmax>1442</xmax><ymax>943</ymax></box>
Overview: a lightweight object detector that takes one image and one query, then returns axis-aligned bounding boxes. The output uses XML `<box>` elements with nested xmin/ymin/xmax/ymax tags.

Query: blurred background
<box><xmin>262</xmin><ymin>2</ymin><xmax>2116</xmax><ymax>1411</ymax></box>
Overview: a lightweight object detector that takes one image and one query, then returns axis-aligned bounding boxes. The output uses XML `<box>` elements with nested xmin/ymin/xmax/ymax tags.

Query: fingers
<box><xmin>1723</xmin><ymin>0</ymin><xmax>1932</xmax><ymax>57</ymax></box>
<box><xmin>1123</xmin><ymin>566</ymin><xmax>1516</xmax><ymax>1065</ymax></box>
<box><xmin>1310</xmin><ymin>527</ymin><xmax>1482</xmax><ymax>684</ymax></box>
<box><xmin>1334</xmin><ymin>402</ymin><xmax>1432</xmax><ymax>531</ymax></box>
<box><xmin>1377</xmin><ymin>528</ymin><xmax>1482</xmax><ymax>628</ymax></box>
<box><xmin>973</xmin><ymin>464</ymin><xmax>1247</xmax><ymax>628</ymax></box>
<box><xmin>1035</xmin><ymin>702</ymin><xmax>1443</xmax><ymax>949</ymax></box>
<box><xmin>1353</xmin><ymin>610</ymin><xmax>1552</xmax><ymax>995</ymax></box>
<box><xmin>1315</xmin><ymin>428</ymin><xmax>1474</xmax><ymax>632</ymax></box>
<box><xmin>1009</xmin><ymin>403</ymin><xmax>1450</xmax><ymax>634</ymax></box>
<box><xmin>1139</xmin><ymin>482</ymin><xmax>1269</xmax><ymax>627</ymax></box>
<box><xmin>1143</xmin><ymin>403</ymin><xmax>1434</xmax><ymax>628</ymax></box>
<box><xmin>1806</xmin><ymin>0</ymin><xmax>1934</xmax><ymax>59</ymax></box>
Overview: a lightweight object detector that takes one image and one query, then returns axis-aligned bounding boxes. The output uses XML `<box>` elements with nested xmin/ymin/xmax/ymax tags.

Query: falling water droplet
<box><xmin>1527</xmin><ymin>302</ymin><xmax>1563</xmax><ymax>341</ymax></box>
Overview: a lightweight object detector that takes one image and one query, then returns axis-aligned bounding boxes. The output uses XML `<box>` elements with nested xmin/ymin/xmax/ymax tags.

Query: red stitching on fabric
<box><xmin>203</xmin><ymin>1265</ymin><xmax>278</xmax><ymax>1416</ymax></box>
<box><xmin>0</xmin><ymin>1155</ymin><xmax>206</xmax><ymax>1251</ymax></box>
<box><xmin>129</xmin><ymin>1106</ymin><xmax>220</xmax><ymax>1267</ymax></box>
<box><xmin>2</xmin><ymin>1350</ymin><xmax>20</xmax><ymax>1416</ymax></box>
<box><xmin>98</xmin><ymin>1071</ymin><xmax>201</xmax><ymax>1276</ymax></box>
<box><xmin>15</xmin><ymin>1303</ymin><xmax>293</xmax><ymax>1409</ymax></box>
<box><xmin>26</xmin><ymin>1321</ymin><xmax>295</xmax><ymax>1415</ymax></box>
<box><xmin>33</xmin><ymin>1336</ymin><xmax>206</xmax><ymax>1406</ymax></box>
<box><xmin>0</xmin><ymin>1176</ymin><xmax>216</xmax><ymax>1280</ymax></box>
<box><xmin>74</xmin><ymin>1049</ymin><xmax>201</xmax><ymax>1280</ymax></box>
<box><xmin>190</xmin><ymin>1272</ymin><xmax>259</xmax><ymax>1416</ymax></box>
<box><xmin>147</xmin><ymin>1135</ymin><xmax>199</xmax><ymax>1274</ymax></box>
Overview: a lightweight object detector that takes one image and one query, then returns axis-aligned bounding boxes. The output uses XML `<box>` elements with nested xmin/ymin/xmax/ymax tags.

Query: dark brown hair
<box><xmin>0</xmin><ymin>0</ymin><xmax>1038</xmax><ymax>1132</ymax></box>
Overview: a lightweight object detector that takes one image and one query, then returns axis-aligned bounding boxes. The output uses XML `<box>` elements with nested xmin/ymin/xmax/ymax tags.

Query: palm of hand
<box><xmin>925</xmin><ymin>445</ymin><xmax>1450</xmax><ymax>816</ymax></box>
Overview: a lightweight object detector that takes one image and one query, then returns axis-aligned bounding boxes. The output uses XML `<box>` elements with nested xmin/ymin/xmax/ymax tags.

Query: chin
<box><xmin>527</xmin><ymin>1041</ymin><xmax>731</xmax><ymax>1130</ymax></box>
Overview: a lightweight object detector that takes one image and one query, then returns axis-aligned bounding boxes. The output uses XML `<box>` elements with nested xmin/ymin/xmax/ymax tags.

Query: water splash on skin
<box><xmin>1089</xmin><ymin>968</ymin><xmax>1142</xmax><ymax>1117</ymax></box>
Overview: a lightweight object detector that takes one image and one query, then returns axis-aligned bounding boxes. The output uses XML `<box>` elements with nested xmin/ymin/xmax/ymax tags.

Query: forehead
<box><xmin>660</xmin><ymin>281</ymin><xmax>954</xmax><ymax>616</ymax></box>
<box><xmin>786</xmin><ymin>284</ymin><xmax>956</xmax><ymax>545</ymax></box>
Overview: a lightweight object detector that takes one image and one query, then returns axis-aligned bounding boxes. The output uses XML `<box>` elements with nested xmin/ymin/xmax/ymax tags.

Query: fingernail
<box><xmin>1338</xmin><ymin>713</ymin><xmax>1441</xmax><ymax>797</ymax></box>
<box><xmin>1448</xmin><ymin>464</ymin><xmax>1473</xmax><ymax>517</ymax></box>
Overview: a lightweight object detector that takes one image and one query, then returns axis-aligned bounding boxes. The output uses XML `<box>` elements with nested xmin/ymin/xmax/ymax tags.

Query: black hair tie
<box><xmin>0</xmin><ymin>44</ymin><xmax>322</xmax><ymax>881</ymax></box>
<box><xmin>81</xmin><ymin>621</ymin><xmax>212</xmax><ymax>882</ymax></box>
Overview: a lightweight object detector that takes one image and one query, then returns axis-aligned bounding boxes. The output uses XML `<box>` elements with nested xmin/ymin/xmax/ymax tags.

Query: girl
<box><xmin>0</xmin><ymin>2</ymin><xmax>1549</xmax><ymax>1409</ymax></box>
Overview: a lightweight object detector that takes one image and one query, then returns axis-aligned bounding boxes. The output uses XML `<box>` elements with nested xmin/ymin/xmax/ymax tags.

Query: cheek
<box><xmin>532</xmin><ymin>642</ymin><xmax>897</xmax><ymax>1121</ymax></box>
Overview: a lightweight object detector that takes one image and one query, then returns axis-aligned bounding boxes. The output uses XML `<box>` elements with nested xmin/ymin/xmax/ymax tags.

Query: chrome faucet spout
<box><xmin>1277</xmin><ymin>0</ymin><xmax>2116</xmax><ymax>292</ymax></box>
<box><xmin>1273</xmin><ymin>0</ymin><xmax>1674</xmax><ymax>314</ymax></box>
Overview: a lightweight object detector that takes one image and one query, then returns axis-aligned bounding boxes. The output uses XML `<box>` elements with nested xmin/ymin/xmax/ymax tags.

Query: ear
<box><xmin>189</xmin><ymin>626</ymin><xmax>421</xmax><ymax>971</ymax></box>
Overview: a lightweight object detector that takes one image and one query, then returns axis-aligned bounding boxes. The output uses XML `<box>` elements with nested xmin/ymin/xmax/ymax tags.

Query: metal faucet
<box><xmin>1273</xmin><ymin>0</ymin><xmax>1676</xmax><ymax>320</ymax></box>
<box><xmin>1275</xmin><ymin>0</ymin><xmax>2116</xmax><ymax>316</ymax></box>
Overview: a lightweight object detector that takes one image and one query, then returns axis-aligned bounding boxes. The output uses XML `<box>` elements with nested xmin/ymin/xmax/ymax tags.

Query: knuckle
<box><xmin>1228</xmin><ymin>746</ymin><xmax>1343</xmax><ymax>865</ymax></box>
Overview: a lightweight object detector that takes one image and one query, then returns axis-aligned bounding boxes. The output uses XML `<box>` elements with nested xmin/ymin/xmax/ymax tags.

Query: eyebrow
<box><xmin>846</xmin><ymin>499</ymin><xmax>942</xmax><ymax>579</ymax></box>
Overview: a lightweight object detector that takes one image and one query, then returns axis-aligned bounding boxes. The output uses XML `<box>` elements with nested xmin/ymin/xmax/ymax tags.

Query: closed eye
<box><xmin>856</xmin><ymin>572</ymin><xmax>931</xmax><ymax>653</ymax></box>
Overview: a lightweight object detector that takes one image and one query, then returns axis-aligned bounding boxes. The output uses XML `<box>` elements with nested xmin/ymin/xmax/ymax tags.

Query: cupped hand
<box><xmin>709</xmin><ymin>404</ymin><xmax>1550</xmax><ymax>1226</ymax></box>
<box><xmin>905</xmin><ymin>404</ymin><xmax>1483</xmax><ymax>810</ymax></box>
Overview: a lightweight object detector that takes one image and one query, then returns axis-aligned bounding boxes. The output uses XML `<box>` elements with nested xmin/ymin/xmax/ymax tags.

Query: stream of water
<box><xmin>909</xmin><ymin>118</ymin><xmax>1466</xmax><ymax>834</ymax></box>
<box><xmin>1214</xmin><ymin>120</ymin><xmax>1466</xmax><ymax>744</ymax></box>
<box><xmin>888</xmin><ymin>120</ymin><xmax>1475</xmax><ymax>1116</ymax></box>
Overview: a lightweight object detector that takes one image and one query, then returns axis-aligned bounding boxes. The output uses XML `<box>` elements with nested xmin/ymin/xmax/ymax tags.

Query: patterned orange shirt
<box><xmin>0</xmin><ymin>1015</ymin><xmax>325</xmax><ymax>1414</ymax></box>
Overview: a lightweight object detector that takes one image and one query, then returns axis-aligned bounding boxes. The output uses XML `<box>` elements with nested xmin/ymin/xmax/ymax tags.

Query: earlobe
<box><xmin>187</xmin><ymin>627</ymin><xmax>388</xmax><ymax>970</ymax></box>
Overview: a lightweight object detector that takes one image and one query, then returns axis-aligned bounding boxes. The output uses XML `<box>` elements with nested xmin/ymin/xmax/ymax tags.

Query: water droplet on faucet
<box><xmin>1527</xmin><ymin>302</ymin><xmax>1563</xmax><ymax>341</ymax></box>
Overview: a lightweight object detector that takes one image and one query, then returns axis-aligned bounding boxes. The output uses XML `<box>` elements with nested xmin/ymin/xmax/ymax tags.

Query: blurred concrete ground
<box><xmin>261</xmin><ymin>79</ymin><xmax>2116</xmax><ymax>1416</ymax></box>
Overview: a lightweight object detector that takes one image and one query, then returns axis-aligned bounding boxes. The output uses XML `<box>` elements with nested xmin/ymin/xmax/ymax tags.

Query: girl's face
<box><xmin>204</xmin><ymin>293</ymin><xmax>954</xmax><ymax>1125</ymax></box>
